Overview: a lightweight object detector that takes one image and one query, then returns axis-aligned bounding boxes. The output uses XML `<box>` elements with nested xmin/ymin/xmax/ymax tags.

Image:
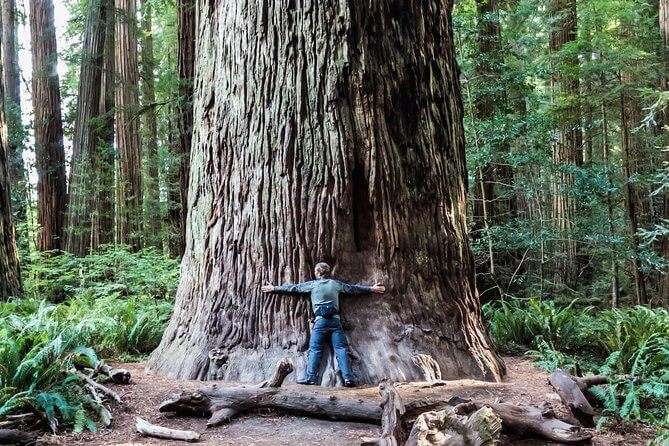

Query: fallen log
<box><xmin>548</xmin><ymin>369</ymin><xmax>596</xmax><ymax>427</ymax></box>
<box><xmin>458</xmin><ymin>401</ymin><xmax>593</xmax><ymax>444</ymax></box>
<box><xmin>548</xmin><ymin>369</ymin><xmax>634</xmax><ymax>427</ymax></box>
<box><xmin>0</xmin><ymin>429</ymin><xmax>37</xmax><ymax>445</ymax></box>
<box><xmin>159</xmin><ymin>359</ymin><xmax>451</xmax><ymax>426</ymax></box>
<box><xmin>73</xmin><ymin>360</ymin><xmax>131</xmax><ymax>385</ymax></box>
<box><xmin>136</xmin><ymin>417</ymin><xmax>200</xmax><ymax>442</ymax></box>
<box><xmin>73</xmin><ymin>371</ymin><xmax>122</xmax><ymax>403</ymax></box>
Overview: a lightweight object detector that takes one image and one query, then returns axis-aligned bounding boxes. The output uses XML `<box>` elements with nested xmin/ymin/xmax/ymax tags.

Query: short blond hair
<box><xmin>315</xmin><ymin>262</ymin><xmax>331</xmax><ymax>277</ymax></box>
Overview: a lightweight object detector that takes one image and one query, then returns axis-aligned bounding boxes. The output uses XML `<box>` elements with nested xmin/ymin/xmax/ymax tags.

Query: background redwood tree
<box><xmin>0</xmin><ymin>45</ymin><xmax>21</xmax><ymax>299</ymax></box>
<box><xmin>29</xmin><ymin>0</ymin><xmax>68</xmax><ymax>252</ymax></box>
<box><xmin>148</xmin><ymin>0</ymin><xmax>505</xmax><ymax>385</ymax></box>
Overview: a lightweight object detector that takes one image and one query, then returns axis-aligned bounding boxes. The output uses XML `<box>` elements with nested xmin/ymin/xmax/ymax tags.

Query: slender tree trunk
<box><xmin>148</xmin><ymin>0</ymin><xmax>505</xmax><ymax>385</ymax></box>
<box><xmin>620</xmin><ymin>87</ymin><xmax>648</xmax><ymax>305</ymax></box>
<box><xmin>166</xmin><ymin>106</ymin><xmax>182</xmax><ymax>257</ymax></box>
<box><xmin>64</xmin><ymin>0</ymin><xmax>108</xmax><ymax>256</ymax></box>
<box><xmin>1</xmin><ymin>0</ymin><xmax>27</xmax><ymax>231</ymax></box>
<box><xmin>0</xmin><ymin>43</ymin><xmax>22</xmax><ymax>299</ymax></box>
<box><xmin>601</xmin><ymin>100</ymin><xmax>619</xmax><ymax>307</ymax></box>
<box><xmin>549</xmin><ymin>0</ymin><xmax>583</xmax><ymax>289</ymax></box>
<box><xmin>94</xmin><ymin>0</ymin><xmax>115</xmax><ymax>248</ymax></box>
<box><xmin>140</xmin><ymin>0</ymin><xmax>160</xmax><ymax>249</ymax></box>
<box><xmin>29</xmin><ymin>0</ymin><xmax>68</xmax><ymax>252</ymax></box>
<box><xmin>659</xmin><ymin>0</ymin><xmax>669</xmax><ymax>305</ymax></box>
<box><xmin>114</xmin><ymin>0</ymin><xmax>142</xmax><ymax>250</ymax></box>
<box><xmin>174</xmin><ymin>0</ymin><xmax>195</xmax><ymax>257</ymax></box>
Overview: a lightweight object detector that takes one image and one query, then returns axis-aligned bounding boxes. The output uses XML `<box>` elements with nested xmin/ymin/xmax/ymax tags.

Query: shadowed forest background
<box><xmin>0</xmin><ymin>0</ymin><xmax>668</xmax><ymax>444</ymax></box>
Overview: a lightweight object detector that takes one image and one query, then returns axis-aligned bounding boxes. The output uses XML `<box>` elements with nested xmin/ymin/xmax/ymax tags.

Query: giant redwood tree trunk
<box><xmin>30</xmin><ymin>0</ymin><xmax>68</xmax><ymax>252</ymax></box>
<box><xmin>174</xmin><ymin>0</ymin><xmax>195</xmax><ymax>257</ymax></box>
<box><xmin>114</xmin><ymin>0</ymin><xmax>142</xmax><ymax>250</ymax></box>
<box><xmin>0</xmin><ymin>48</ymin><xmax>22</xmax><ymax>299</ymax></box>
<box><xmin>1</xmin><ymin>0</ymin><xmax>27</xmax><ymax>229</ymax></box>
<box><xmin>65</xmin><ymin>0</ymin><xmax>108</xmax><ymax>256</ymax></box>
<box><xmin>148</xmin><ymin>0</ymin><xmax>505</xmax><ymax>385</ymax></box>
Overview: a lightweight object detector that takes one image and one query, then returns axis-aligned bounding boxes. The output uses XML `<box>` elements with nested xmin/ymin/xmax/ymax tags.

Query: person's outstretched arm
<box><xmin>261</xmin><ymin>281</ymin><xmax>314</xmax><ymax>294</ymax></box>
<box><xmin>338</xmin><ymin>281</ymin><xmax>386</xmax><ymax>295</ymax></box>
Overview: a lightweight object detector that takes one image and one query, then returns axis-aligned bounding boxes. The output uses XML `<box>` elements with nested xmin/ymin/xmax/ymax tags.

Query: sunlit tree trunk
<box><xmin>93</xmin><ymin>0</ymin><xmax>115</xmax><ymax>248</ymax></box>
<box><xmin>0</xmin><ymin>47</ymin><xmax>21</xmax><ymax>299</ymax></box>
<box><xmin>148</xmin><ymin>0</ymin><xmax>505</xmax><ymax>385</ymax></box>
<box><xmin>140</xmin><ymin>0</ymin><xmax>160</xmax><ymax>249</ymax></box>
<box><xmin>64</xmin><ymin>0</ymin><xmax>108</xmax><ymax>256</ymax></box>
<box><xmin>1</xmin><ymin>0</ymin><xmax>26</xmax><ymax>230</ymax></box>
<box><xmin>114</xmin><ymin>0</ymin><xmax>142</xmax><ymax>250</ymax></box>
<box><xmin>549</xmin><ymin>0</ymin><xmax>583</xmax><ymax>289</ymax></box>
<box><xmin>29</xmin><ymin>0</ymin><xmax>68</xmax><ymax>252</ymax></box>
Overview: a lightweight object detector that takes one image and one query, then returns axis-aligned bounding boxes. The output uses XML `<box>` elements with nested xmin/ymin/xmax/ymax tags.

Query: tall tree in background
<box><xmin>64</xmin><ymin>0</ymin><xmax>108</xmax><ymax>256</ymax></box>
<box><xmin>115</xmin><ymin>0</ymin><xmax>142</xmax><ymax>250</ymax></box>
<box><xmin>149</xmin><ymin>0</ymin><xmax>504</xmax><ymax>384</ymax></box>
<box><xmin>470</xmin><ymin>0</ymin><xmax>516</xmax><ymax>298</ymax></box>
<box><xmin>30</xmin><ymin>0</ymin><xmax>68</xmax><ymax>252</ymax></box>
<box><xmin>140</xmin><ymin>0</ymin><xmax>160</xmax><ymax>249</ymax></box>
<box><xmin>1</xmin><ymin>0</ymin><xmax>26</xmax><ymax>230</ymax></box>
<box><xmin>94</xmin><ymin>0</ymin><xmax>115</xmax><ymax>248</ymax></box>
<box><xmin>172</xmin><ymin>0</ymin><xmax>195</xmax><ymax>257</ymax></box>
<box><xmin>620</xmin><ymin>85</ymin><xmax>648</xmax><ymax>305</ymax></box>
<box><xmin>549</xmin><ymin>0</ymin><xmax>583</xmax><ymax>288</ymax></box>
<box><xmin>659</xmin><ymin>0</ymin><xmax>669</xmax><ymax>304</ymax></box>
<box><xmin>0</xmin><ymin>44</ymin><xmax>22</xmax><ymax>299</ymax></box>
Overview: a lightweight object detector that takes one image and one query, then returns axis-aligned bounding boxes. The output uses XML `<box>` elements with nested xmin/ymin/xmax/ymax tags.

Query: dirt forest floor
<box><xmin>37</xmin><ymin>357</ymin><xmax>656</xmax><ymax>446</ymax></box>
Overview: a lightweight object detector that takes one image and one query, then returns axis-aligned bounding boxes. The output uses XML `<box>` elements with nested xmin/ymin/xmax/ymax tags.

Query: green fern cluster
<box><xmin>23</xmin><ymin>245</ymin><xmax>179</xmax><ymax>302</ymax></box>
<box><xmin>0</xmin><ymin>247</ymin><xmax>178</xmax><ymax>432</ymax></box>
<box><xmin>484</xmin><ymin>300</ymin><xmax>669</xmax><ymax>427</ymax></box>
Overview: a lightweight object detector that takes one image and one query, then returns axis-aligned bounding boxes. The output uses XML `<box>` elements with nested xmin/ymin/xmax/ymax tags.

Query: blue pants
<box><xmin>306</xmin><ymin>318</ymin><xmax>353</xmax><ymax>382</ymax></box>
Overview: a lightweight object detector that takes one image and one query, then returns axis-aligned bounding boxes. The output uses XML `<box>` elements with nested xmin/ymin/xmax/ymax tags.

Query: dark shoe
<box><xmin>297</xmin><ymin>378</ymin><xmax>316</xmax><ymax>385</ymax></box>
<box><xmin>343</xmin><ymin>380</ymin><xmax>356</xmax><ymax>388</ymax></box>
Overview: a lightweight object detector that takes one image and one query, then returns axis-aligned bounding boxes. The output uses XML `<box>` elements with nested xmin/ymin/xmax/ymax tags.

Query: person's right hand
<box><xmin>261</xmin><ymin>282</ymin><xmax>275</xmax><ymax>293</ymax></box>
<box><xmin>371</xmin><ymin>283</ymin><xmax>386</xmax><ymax>294</ymax></box>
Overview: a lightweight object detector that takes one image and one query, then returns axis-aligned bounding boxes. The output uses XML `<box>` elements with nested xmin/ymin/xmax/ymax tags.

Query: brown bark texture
<box><xmin>114</xmin><ymin>0</ymin><xmax>142</xmax><ymax>250</ymax></box>
<box><xmin>175</xmin><ymin>0</ymin><xmax>195</xmax><ymax>257</ymax></box>
<box><xmin>29</xmin><ymin>0</ymin><xmax>68</xmax><ymax>252</ymax></box>
<box><xmin>147</xmin><ymin>0</ymin><xmax>505</xmax><ymax>385</ymax></box>
<box><xmin>140</xmin><ymin>0</ymin><xmax>160</xmax><ymax>249</ymax></box>
<box><xmin>64</xmin><ymin>0</ymin><xmax>108</xmax><ymax>256</ymax></box>
<box><xmin>549</xmin><ymin>0</ymin><xmax>583</xmax><ymax>288</ymax></box>
<box><xmin>0</xmin><ymin>46</ymin><xmax>22</xmax><ymax>299</ymax></box>
<box><xmin>1</xmin><ymin>0</ymin><xmax>26</xmax><ymax>225</ymax></box>
<box><xmin>94</xmin><ymin>0</ymin><xmax>115</xmax><ymax>248</ymax></box>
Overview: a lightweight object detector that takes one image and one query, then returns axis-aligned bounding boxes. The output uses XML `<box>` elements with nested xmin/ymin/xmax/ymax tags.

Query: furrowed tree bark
<box><xmin>0</xmin><ymin>48</ymin><xmax>22</xmax><ymax>299</ymax></box>
<box><xmin>174</xmin><ymin>0</ymin><xmax>195</xmax><ymax>257</ymax></box>
<box><xmin>1</xmin><ymin>0</ymin><xmax>27</xmax><ymax>232</ymax></box>
<box><xmin>94</xmin><ymin>0</ymin><xmax>115</xmax><ymax>248</ymax></box>
<box><xmin>148</xmin><ymin>0</ymin><xmax>504</xmax><ymax>384</ymax></box>
<box><xmin>30</xmin><ymin>0</ymin><xmax>68</xmax><ymax>252</ymax></box>
<box><xmin>114</xmin><ymin>0</ymin><xmax>142</xmax><ymax>250</ymax></box>
<box><xmin>64</xmin><ymin>0</ymin><xmax>108</xmax><ymax>256</ymax></box>
<box><xmin>549</xmin><ymin>0</ymin><xmax>584</xmax><ymax>289</ymax></box>
<box><xmin>140</xmin><ymin>0</ymin><xmax>161</xmax><ymax>249</ymax></box>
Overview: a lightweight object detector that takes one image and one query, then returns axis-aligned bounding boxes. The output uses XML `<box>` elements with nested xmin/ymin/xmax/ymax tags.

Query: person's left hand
<box><xmin>371</xmin><ymin>283</ymin><xmax>385</xmax><ymax>294</ymax></box>
<box><xmin>261</xmin><ymin>282</ymin><xmax>275</xmax><ymax>293</ymax></box>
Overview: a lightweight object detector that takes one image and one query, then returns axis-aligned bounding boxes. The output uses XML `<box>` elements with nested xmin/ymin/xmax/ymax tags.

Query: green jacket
<box><xmin>274</xmin><ymin>277</ymin><xmax>372</xmax><ymax>319</ymax></box>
